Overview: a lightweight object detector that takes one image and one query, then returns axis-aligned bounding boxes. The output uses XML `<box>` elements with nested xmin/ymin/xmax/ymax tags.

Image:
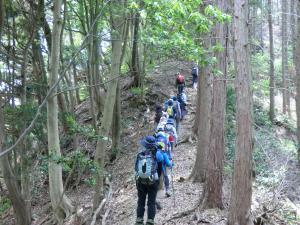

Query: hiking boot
<box><xmin>165</xmin><ymin>190</ymin><xmax>171</xmax><ymax>198</ymax></box>
<box><xmin>156</xmin><ymin>201</ymin><xmax>162</xmax><ymax>210</ymax></box>
<box><xmin>146</xmin><ymin>219</ymin><xmax>155</xmax><ymax>225</ymax></box>
<box><xmin>135</xmin><ymin>217</ymin><xmax>144</xmax><ymax>225</ymax></box>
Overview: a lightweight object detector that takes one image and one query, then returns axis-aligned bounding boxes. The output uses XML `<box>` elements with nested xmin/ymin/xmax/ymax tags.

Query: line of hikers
<box><xmin>134</xmin><ymin>72</ymin><xmax>190</xmax><ymax>225</ymax></box>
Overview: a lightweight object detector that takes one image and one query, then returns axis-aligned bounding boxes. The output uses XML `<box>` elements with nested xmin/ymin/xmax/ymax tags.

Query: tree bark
<box><xmin>92</xmin><ymin>0</ymin><xmax>125</xmax><ymax>209</ymax></box>
<box><xmin>295</xmin><ymin>0</ymin><xmax>300</xmax><ymax>163</ymax></box>
<box><xmin>201</xmin><ymin>0</ymin><xmax>228</xmax><ymax>209</ymax></box>
<box><xmin>228</xmin><ymin>0</ymin><xmax>253</xmax><ymax>224</ymax></box>
<box><xmin>0</xmin><ymin>97</ymin><xmax>31</xmax><ymax>225</ymax></box>
<box><xmin>282</xmin><ymin>0</ymin><xmax>288</xmax><ymax>114</ymax></box>
<box><xmin>111</xmin><ymin>81</ymin><xmax>121</xmax><ymax>161</ymax></box>
<box><xmin>47</xmin><ymin>0</ymin><xmax>74</xmax><ymax>222</ymax></box>
<box><xmin>268</xmin><ymin>0</ymin><xmax>275</xmax><ymax>123</ymax></box>
<box><xmin>190</xmin><ymin>27</ymin><xmax>212</xmax><ymax>183</ymax></box>
<box><xmin>131</xmin><ymin>9</ymin><xmax>141</xmax><ymax>87</ymax></box>
<box><xmin>193</xmin><ymin>79</ymin><xmax>201</xmax><ymax>136</ymax></box>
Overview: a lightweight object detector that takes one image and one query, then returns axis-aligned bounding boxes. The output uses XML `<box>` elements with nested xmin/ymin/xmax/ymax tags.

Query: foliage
<box><xmin>0</xmin><ymin>196</ymin><xmax>11</xmax><ymax>215</ymax></box>
<box><xmin>251</xmin><ymin>52</ymin><xmax>270</xmax><ymax>97</ymax></box>
<box><xmin>4</xmin><ymin>103</ymin><xmax>47</xmax><ymax>146</ymax></box>
<box><xmin>129</xmin><ymin>86</ymin><xmax>148</xmax><ymax>96</ymax></box>
<box><xmin>64</xmin><ymin>114</ymin><xmax>101</xmax><ymax>141</ymax></box>
<box><xmin>225</xmin><ymin>85</ymin><xmax>236</xmax><ymax>167</ymax></box>
<box><xmin>253</xmin><ymin>102</ymin><xmax>272</xmax><ymax>128</ymax></box>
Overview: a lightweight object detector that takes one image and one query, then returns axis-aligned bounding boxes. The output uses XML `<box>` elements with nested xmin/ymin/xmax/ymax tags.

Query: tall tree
<box><xmin>201</xmin><ymin>0</ymin><xmax>228</xmax><ymax>208</ymax></box>
<box><xmin>190</xmin><ymin>9</ymin><xmax>212</xmax><ymax>182</ymax></box>
<box><xmin>228</xmin><ymin>0</ymin><xmax>253</xmax><ymax>224</ymax></box>
<box><xmin>92</xmin><ymin>0</ymin><xmax>125</xmax><ymax>210</ymax></box>
<box><xmin>0</xmin><ymin>97</ymin><xmax>31</xmax><ymax>225</ymax></box>
<box><xmin>282</xmin><ymin>0</ymin><xmax>288</xmax><ymax>114</ymax></box>
<box><xmin>268</xmin><ymin>0</ymin><xmax>275</xmax><ymax>122</ymax></box>
<box><xmin>295</xmin><ymin>0</ymin><xmax>300</xmax><ymax>163</ymax></box>
<box><xmin>131</xmin><ymin>5</ymin><xmax>141</xmax><ymax>87</ymax></box>
<box><xmin>47</xmin><ymin>0</ymin><xmax>74</xmax><ymax>221</ymax></box>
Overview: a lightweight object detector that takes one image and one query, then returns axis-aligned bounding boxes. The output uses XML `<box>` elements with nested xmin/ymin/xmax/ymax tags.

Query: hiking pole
<box><xmin>170</xmin><ymin>166</ymin><xmax>176</xmax><ymax>207</ymax></box>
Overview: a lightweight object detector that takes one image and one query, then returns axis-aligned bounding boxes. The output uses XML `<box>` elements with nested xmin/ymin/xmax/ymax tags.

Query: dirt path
<box><xmin>105</xmin><ymin>62</ymin><xmax>206</xmax><ymax>225</ymax></box>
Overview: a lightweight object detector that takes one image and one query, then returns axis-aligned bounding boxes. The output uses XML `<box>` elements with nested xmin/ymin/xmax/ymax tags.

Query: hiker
<box><xmin>171</xmin><ymin>96</ymin><xmax>182</xmax><ymax>133</ymax></box>
<box><xmin>156</xmin><ymin>142</ymin><xmax>173</xmax><ymax>197</ymax></box>
<box><xmin>154</xmin><ymin>104</ymin><xmax>163</xmax><ymax>128</ymax></box>
<box><xmin>177</xmin><ymin>91</ymin><xmax>188</xmax><ymax>120</ymax></box>
<box><xmin>191</xmin><ymin>64</ymin><xmax>199</xmax><ymax>89</ymax></box>
<box><xmin>164</xmin><ymin>99</ymin><xmax>177</xmax><ymax>119</ymax></box>
<box><xmin>165</xmin><ymin>118</ymin><xmax>177</xmax><ymax>153</ymax></box>
<box><xmin>175</xmin><ymin>72</ymin><xmax>185</xmax><ymax>93</ymax></box>
<box><xmin>135</xmin><ymin>136</ymin><xmax>163</xmax><ymax>225</ymax></box>
<box><xmin>156</xmin><ymin>112</ymin><xmax>168</xmax><ymax>132</ymax></box>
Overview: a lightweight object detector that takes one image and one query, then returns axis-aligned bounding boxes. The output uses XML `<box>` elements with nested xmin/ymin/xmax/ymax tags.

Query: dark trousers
<box><xmin>177</xmin><ymin>84</ymin><xmax>184</xmax><ymax>93</ymax></box>
<box><xmin>192</xmin><ymin>74</ymin><xmax>198</xmax><ymax>86</ymax></box>
<box><xmin>136</xmin><ymin>181</ymin><xmax>159</xmax><ymax>220</ymax></box>
<box><xmin>175</xmin><ymin>118</ymin><xmax>180</xmax><ymax>132</ymax></box>
<box><xmin>163</xmin><ymin>169</ymin><xmax>170</xmax><ymax>191</ymax></box>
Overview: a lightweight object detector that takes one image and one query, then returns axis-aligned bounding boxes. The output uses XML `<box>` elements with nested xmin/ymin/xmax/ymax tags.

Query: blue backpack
<box><xmin>135</xmin><ymin>149</ymin><xmax>158</xmax><ymax>184</ymax></box>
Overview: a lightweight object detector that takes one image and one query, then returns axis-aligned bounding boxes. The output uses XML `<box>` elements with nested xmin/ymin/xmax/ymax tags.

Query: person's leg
<box><xmin>176</xmin><ymin>118</ymin><xmax>179</xmax><ymax>133</ymax></box>
<box><xmin>147</xmin><ymin>181</ymin><xmax>159</xmax><ymax>221</ymax></box>
<box><xmin>136</xmin><ymin>182</ymin><xmax>147</xmax><ymax>224</ymax></box>
<box><xmin>164</xmin><ymin>169</ymin><xmax>170</xmax><ymax>197</ymax></box>
<box><xmin>192</xmin><ymin>75</ymin><xmax>197</xmax><ymax>89</ymax></box>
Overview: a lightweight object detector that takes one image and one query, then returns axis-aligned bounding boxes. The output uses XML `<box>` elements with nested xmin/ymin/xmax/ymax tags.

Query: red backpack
<box><xmin>176</xmin><ymin>74</ymin><xmax>185</xmax><ymax>83</ymax></box>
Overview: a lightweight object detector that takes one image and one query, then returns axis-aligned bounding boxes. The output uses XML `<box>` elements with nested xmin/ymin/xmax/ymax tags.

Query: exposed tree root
<box><xmin>90</xmin><ymin>199</ymin><xmax>107</xmax><ymax>225</ymax></box>
<box><xmin>177</xmin><ymin>133</ymin><xmax>197</xmax><ymax>145</ymax></box>
<box><xmin>164</xmin><ymin>204</ymin><xmax>199</xmax><ymax>224</ymax></box>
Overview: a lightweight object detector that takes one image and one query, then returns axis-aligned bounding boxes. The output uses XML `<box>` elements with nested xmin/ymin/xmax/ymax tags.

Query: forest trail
<box><xmin>105</xmin><ymin>61</ymin><xmax>227</xmax><ymax>225</ymax></box>
<box><xmin>103</xmin><ymin>61</ymin><xmax>300</xmax><ymax>225</ymax></box>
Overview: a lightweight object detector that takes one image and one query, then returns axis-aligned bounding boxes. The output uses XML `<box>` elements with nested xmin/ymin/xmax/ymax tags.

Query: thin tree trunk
<box><xmin>32</xmin><ymin>33</ymin><xmax>47</xmax><ymax>104</ymax></box>
<box><xmin>295</xmin><ymin>0</ymin><xmax>300</xmax><ymax>163</ymax></box>
<box><xmin>282</xmin><ymin>0</ymin><xmax>288</xmax><ymax>114</ymax></box>
<box><xmin>67</xmin><ymin>18</ymin><xmax>80</xmax><ymax>104</ymax></box>
<box><xmin>0</xmin><ymin>0</ymin><xmax>4</xmax><ymax>39</ymax></box>
<box><xmin>131</xmin><ymin>10</ymin><xmax>141</xmax><ymax>87</ymax></box>
<box><xmin>111</xmin><ymin>82</ymin><xmax>121</xmax><ymax>161</ymax></box>
<box><xmin>92</xmin><ymin>0</ymin><xmax>125</xmax><ymax>209</ymax></box>
<box><xmin>0</xmin><ymin>97</ymin><xmax>31</xmax><ymax>225</ymax></box>
<box><xmin>268</xmin><ymin>0</ymin><xmax>275</xmax><ymax>122</ymax></box>
<box><xmin>47</xmin><ymin>0</ymin><xmax>74</xmax><ymax>221</ymax></box>
<box><xmin>228</xmin><ymin>0</ymin><xmax>253</xmax><ymax>224</ymax></box>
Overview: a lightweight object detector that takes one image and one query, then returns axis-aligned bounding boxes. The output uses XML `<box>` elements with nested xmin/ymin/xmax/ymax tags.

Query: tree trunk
<box><xmin>201</xmin><ymin>0</ymin><xmax>228</xmax><ymax>209</ymax></box>
<box><xmin>291</xmin><ymin>0</ymin><xmax>296</xmax><ymax>65</ymax></box>
<box><xmin>0</xmin><ymin>97</ymin><xmax>31</xmax><ymax>225</ymax></box>
<box><xmin>268</xmin><ymin>0</ymin><xmax>275</xmax><ymax>123</ymax></box>
<box><xmin>47</xmin><ymin>0</ymin><xmax>74</xmax><ymax>222</ymax></box>
<box><xmin>295</xmin><ymin>0</ymin><xmax>300</xmax><ymax>163</ymax></box>
<box><xmin>0</xmin><ymin>0</ymin><xmax>4</xmax><ymax>39</ymax></box>
<box><xmin>67</xmin><ymin>17</ymin><xmax>80</xmax><ymax>104</ymax></box>
<box><xmin>228</xmin><ymin>0</ymin><xmax>253</xmax><ymax>224</ymax></box>
<box><xmin>282</xmin><ymin>0</ymin><xmax>288</xmax><ymax>114</ymax></box>
<box><xmin>111</xmin><ymin>81</ymin><xmax>121</xmax><ymax>161</ymax></box>
<box><xmin>131</xmin><ymin>10</ymin><xmax>141</xmax><ymax>87</ymax></box>
<box><xmin>92</xmin><ymin>0</ymin><xmax>125</xmax><ymax>209</ymax></box>
<box><xmin>193</xmin><ymin>80</ymin><xmax>201</xmax><ymax>136</ymax></box>
<box><xmin>32</xmin><ymin>33</ymin><xmax>47</xmax><ymax>105</ymax></box>
<box><xmin>190</xmin><ymin>29</ymin><xmax>212</xmax><ymax>183</ymax></box>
